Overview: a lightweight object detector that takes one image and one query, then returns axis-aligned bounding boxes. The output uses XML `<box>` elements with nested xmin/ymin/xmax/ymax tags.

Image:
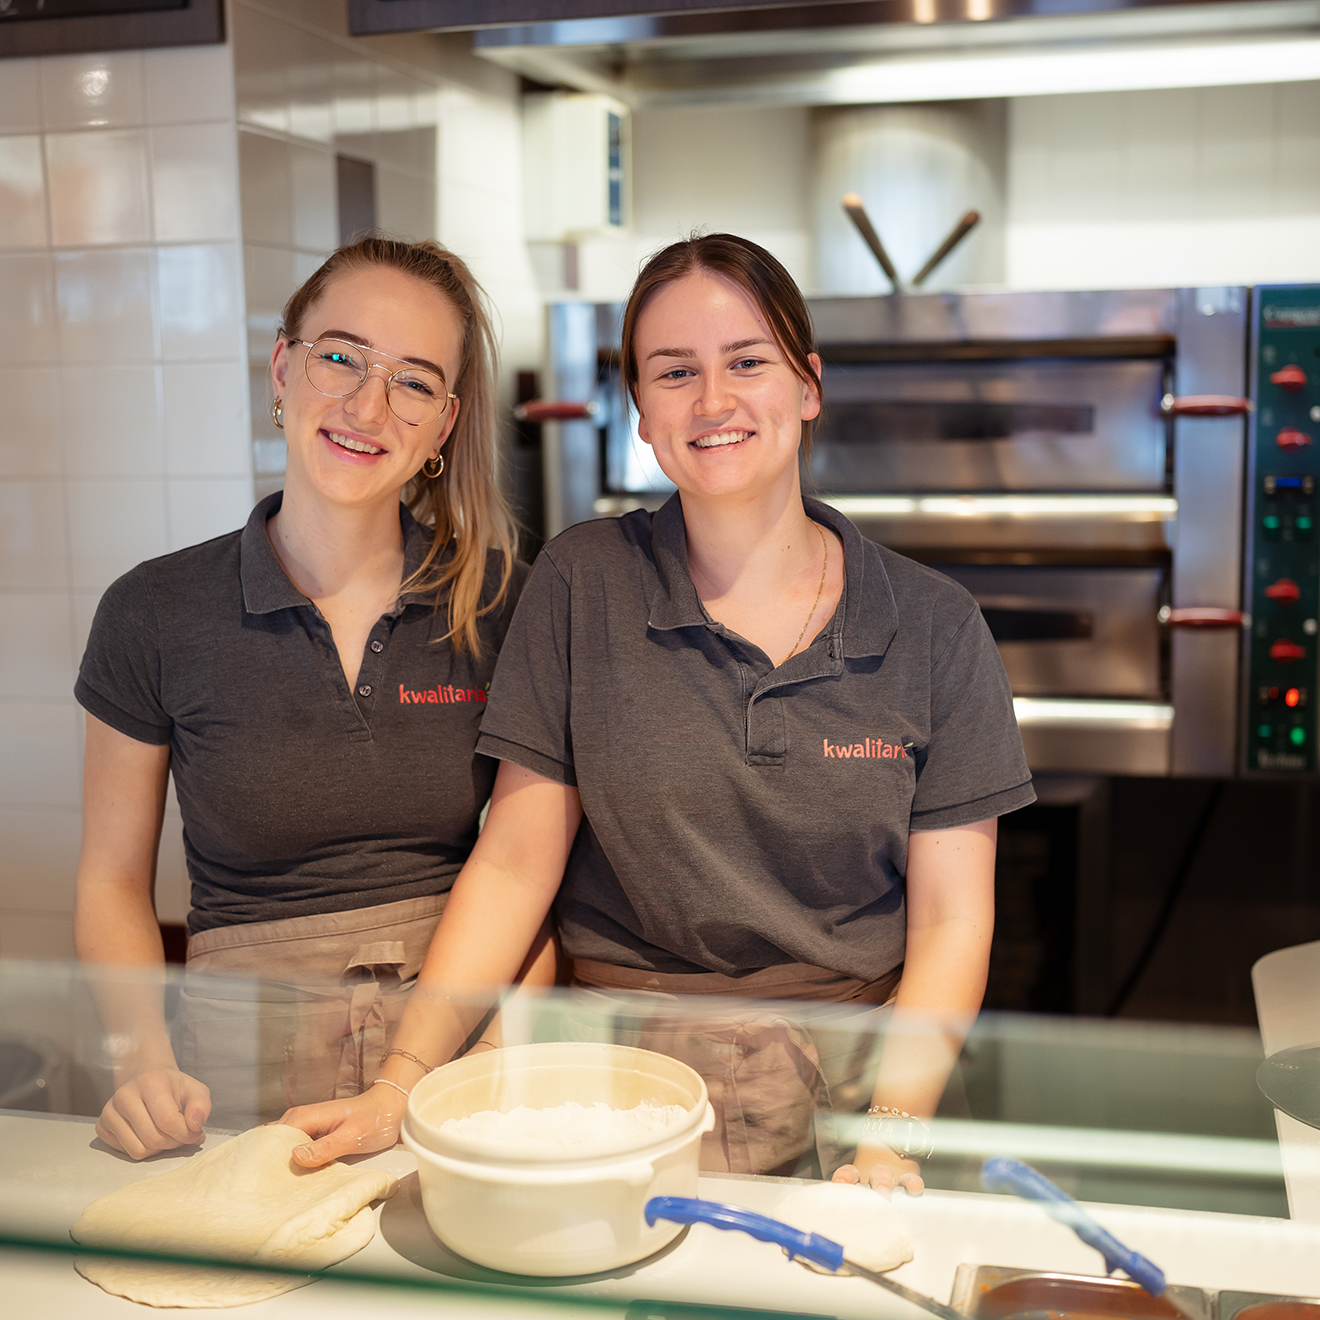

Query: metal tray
<box><xmin>950</xmin><ymin>1264</ymin><xmax>1212</xmax><ymax>1320</ymax></box>
<box><xmin>1220</xmin><ymin>1295</ymin><xmax>1320</xmax><ymax>1320</ymax></box>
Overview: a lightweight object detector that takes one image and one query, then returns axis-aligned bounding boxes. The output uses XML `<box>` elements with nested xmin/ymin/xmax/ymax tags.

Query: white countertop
<box><xmin>4</xmin><ymin>1110</ymin><xmax>1320</xmax><ymax>1317</ymax></box>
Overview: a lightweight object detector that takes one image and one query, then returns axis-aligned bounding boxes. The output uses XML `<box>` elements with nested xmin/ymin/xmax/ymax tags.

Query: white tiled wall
<box><xmin>0</xmin><ymin>8</ymin><xmax>539</xmax><ymax>962</ymax></box>
<box><xmin>231</xmin><ymin>0</ymin><xmax>539</xmax><ymax>497</ymax></box>
<box><xmin>1006</xmin><ymin>82</ymin><xmax>1320</xmax><ymax>289</ymax></box>
<box><xmin>0</xmin><ymin>44</ymin><xmax>251</xmax><ymax>958</ymax></box>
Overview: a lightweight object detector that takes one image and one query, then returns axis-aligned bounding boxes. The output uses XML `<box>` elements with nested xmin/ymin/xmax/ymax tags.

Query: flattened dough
<box><xmin>773</xmin><ymin>1182</ymin><xmax>914</xmax><ymax>1274</ymax></box>
<box><xmin>72</xmin><ymin>1124</ymin><xmax>398</xmax><ymax>1308</ymax></box>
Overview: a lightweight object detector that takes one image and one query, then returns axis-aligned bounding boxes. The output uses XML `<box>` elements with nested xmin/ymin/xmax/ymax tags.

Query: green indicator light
<box><xmin>1298</xmin><ymin>516</ymin><xmax>1314</xmax><ymax>531</ymax></box>
<box><xmin>1258</xmin><ymin>724</ymin><xmax>1273</xmax><ymax>738</ymax></box>
<box><xmin>1291</xmin><ymin>726</ymin><xmax>1307</xmax><ymax>747</ymax></box>
<box><xmin>1264</xmin><ymin>516</ymin><xmax>1282</xmax><ymax>529</ymax></box>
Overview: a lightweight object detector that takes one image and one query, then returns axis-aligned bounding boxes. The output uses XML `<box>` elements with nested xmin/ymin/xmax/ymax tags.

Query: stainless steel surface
<box><xmin>438</xmin><ymin>3</ymin><xmax>1320</xmax><ymax>108</ymax></box>
<box><xmin>354</xmin><ymin>1</ymin><xmax>1290</xmax><ymax>41</ymax></box>
<box><xmin>1169</xmin><ymin>287</ymin><xmax>1250</xmax><ymax>776</ymax></box>
<box><xmin>544</xmin><ymin>302</ymin><xmax>601</xmax><ymax>539</ymax></box>
<box><xmin>812</xmin><ymin>286</ymin><xmax>1180</xmax><ymax>346</ymax></box>
<box><xmin>1221</xmin><ymin>1291</ymin><xmax>1320</xmax><ymax>1318</ymax></box>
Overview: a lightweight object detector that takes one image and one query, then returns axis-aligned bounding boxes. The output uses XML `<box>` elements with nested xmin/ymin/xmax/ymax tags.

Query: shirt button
<box><xmin>358</xmin><ymin>685</ymin><xmax>372</xmax><ymax>697</ymax></box>
<box><xmin>370</xmin><ymin>640</ymin><xmax>383</xmax><ymax>653</ymax></box>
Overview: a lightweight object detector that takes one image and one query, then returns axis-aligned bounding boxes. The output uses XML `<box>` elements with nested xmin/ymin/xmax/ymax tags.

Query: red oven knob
<box><xmin>1270</xmin><ymin>364</ymin><xmax>1308</xmax><ymax>391</ymax></box>
<box><xmin>1271</xmin><ymin>639</ymin><xmax>1307</xmax><ymax>662</ymax></box>
<box><xmin>1277</xmin><ymin>428</ymin><xmax>1313</xmax><ymax>450</ymax></box>
<box><xmin>1265</xmin><ymin>578</ymin><xmax>1302</xmax><ymax>603</ymax></box>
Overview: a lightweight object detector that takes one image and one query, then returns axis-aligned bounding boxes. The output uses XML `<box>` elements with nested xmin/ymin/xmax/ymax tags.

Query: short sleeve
<box><xmin>909</xmin><ymin>604</ymin><xmax>1035</xmax><ymax>830</ymax></box>
<box><xmin>475</xmin><ymin>548</ymin><xmax>577</xmax><ymax>786</ymax></box>
<box><xmin>74</xmin><ymin>565</ymin><xmax>172</xmax><ymax>746</ymax></box>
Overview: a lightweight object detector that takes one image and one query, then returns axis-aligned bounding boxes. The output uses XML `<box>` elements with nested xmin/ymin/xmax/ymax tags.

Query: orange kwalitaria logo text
<box><xmin>824</xmin><ymin>737</ymin><xmax>908</xmax><ymax>760</ymax></box>
<box><xmin>399</xmin><ymin>684</ymin><xmax>487</xmax><ymax>705</ymax></box>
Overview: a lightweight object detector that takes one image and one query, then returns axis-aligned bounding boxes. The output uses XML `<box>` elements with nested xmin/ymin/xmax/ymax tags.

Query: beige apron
<box><xmin>569</xmin><ymin>959</ymin><xmax>902</xmax><ymax>1179</ymax></box>
<box><xmin>178</xmin><ymin>894</ymin><xmax>447</xmax><ymax>1127</ymax></box>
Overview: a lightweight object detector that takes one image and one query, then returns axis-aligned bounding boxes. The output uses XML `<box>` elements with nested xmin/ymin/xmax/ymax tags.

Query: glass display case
<box><xmin>3</xmin><ymin>956</ymin><xmax>1319</xmax><ymax>1317</ymax></box>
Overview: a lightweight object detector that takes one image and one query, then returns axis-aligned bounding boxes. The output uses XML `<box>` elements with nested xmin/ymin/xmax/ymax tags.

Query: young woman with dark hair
<box><xmin>285</xmin><ymin>234</ymin><xmax>1033</xmax><ymax>1192</ymax></box>
<box><xmin>74</xmin><ymin>237</ymin><xmax>553</xmax><ymax>1161</ymax></box>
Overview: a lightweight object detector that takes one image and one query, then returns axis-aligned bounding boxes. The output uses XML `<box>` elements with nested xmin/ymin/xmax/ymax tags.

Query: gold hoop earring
<box><xmin>423</xmin><ymin>453</ymin><xmax>444</xmax><ymax>479</ymax></box>
<box><xmin>271</xmin><ymin>397</ymin><xmax>284</xmax><ymax>430</ymax></box>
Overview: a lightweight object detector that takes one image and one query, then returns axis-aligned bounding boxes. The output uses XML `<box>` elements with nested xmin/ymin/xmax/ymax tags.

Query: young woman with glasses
<box><xmin>284</xmin><ymin>234</ymin><xmax>1034</xmax><ymax>1197</ymax></box>
<box><xmin>73</xmin><ymin>238</ymin><xmax>552</xmax><ymax>1160</ymax></box>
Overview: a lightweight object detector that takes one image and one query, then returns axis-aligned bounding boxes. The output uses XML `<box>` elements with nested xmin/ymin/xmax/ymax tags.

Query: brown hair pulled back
<box><xmin>277</xmin><ymin>236</ymin><xmax>514</xmax><ymax>657</ymax></box>
<box><xmin>619</xmin><ymin>233</ymin><xmax>822</xmax><ymax>458</ymax></box>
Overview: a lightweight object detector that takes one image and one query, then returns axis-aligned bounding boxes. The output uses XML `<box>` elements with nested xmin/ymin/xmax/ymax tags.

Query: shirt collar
<box><xmin>804</xmin><ymin>495</ymin><xmax>897</xmax><ymax>660</ymax></box>
<box><xmin>647</xmin><ymin>491</ymin><xmax>898</xmax><ymax>659</ymax></box>
<box><xmin>240</xmin><ymin>491</ymin><xmax>434</xmax><ymax>616</ymax></box>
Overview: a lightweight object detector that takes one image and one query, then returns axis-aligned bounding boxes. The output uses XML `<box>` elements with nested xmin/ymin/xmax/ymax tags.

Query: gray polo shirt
<box><xmin>76</xmin><ymin>492</ymin><xmax>526</xmax><ymax>934</ymax></box>
<box><xmin>477</xmin><ymin>495</ymin><xmax>1034</xmax><ymax>981</ymax></box>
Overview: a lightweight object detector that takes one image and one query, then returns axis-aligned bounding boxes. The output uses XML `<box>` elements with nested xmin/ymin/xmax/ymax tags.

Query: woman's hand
<box><xmin>281</xmin><ymin>1083</ymin><xmax>405</xmax><ymax>1168</ymax></box>
<box><xmin>832</xmin><ymin>1143</ymin><xmax>924</xmax><ymax>1198</ymax></box>
<box><xmin>96</xmin><ymin>1069</ymin><xmax>211</xmax><ymax>1160</ymax></box>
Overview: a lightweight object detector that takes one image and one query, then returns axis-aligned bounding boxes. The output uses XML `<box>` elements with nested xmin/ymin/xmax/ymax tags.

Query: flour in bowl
<box><xmin>440</xmin><ymin>1100</ymin><xmax>685</xmax><ymax>1152</ymax></box>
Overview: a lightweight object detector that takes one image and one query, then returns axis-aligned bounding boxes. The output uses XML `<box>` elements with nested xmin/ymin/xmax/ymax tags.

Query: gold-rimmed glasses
<box><xmin>291</xmin><ymin>337</ymin><xmax>457</xmax><ymax>427</ymax></box>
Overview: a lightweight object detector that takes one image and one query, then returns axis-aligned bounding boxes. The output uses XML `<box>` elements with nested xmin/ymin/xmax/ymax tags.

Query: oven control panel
<box><xmin>1246</xmin><ymin>286</ymin><xmax>1320</xmax><ymax>773</ymax></box>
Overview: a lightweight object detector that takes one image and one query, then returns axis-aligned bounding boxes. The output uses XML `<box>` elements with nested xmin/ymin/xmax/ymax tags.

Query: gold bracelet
<box><xmin>383</xmin><ymin>1047</ymin><xmax>435</xmax><ymax>1074</ymax></box>
<box><xmin>370</xmin><ymin>1077</ymin><xmax>412</xmax><ymax>1101</ymax></box>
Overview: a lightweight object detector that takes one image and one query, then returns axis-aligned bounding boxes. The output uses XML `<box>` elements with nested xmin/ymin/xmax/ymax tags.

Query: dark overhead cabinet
<box><xmin>0</xmin><ymin>0</ymin><xmax>223</xmax><ymax>57</ymax></box>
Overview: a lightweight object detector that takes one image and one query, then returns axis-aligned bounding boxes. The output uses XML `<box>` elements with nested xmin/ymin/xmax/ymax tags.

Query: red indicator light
<box><xmin>1271</xmin><ymin>639</ymin><xmax>1307</xmax><ymax>662</ymax></box>
<box><xmin>1271</xmin><ymin>686</ymin><xmax>1281</xmax><ymax>699</ymax></box>
<box><xmin>1271</xmin><ymin>364</ymin><xmax>1308</xmax><ymax>391</ymax></box>
<box><xmin>1287</xmin><ymin>687</ymin><xmax>1302</xmax><ymax>707</ymax></box>
<box><xmin>1277</xmin><ymin>428</ymin><xmax>1313</xmax><ymax>450</ymax></box>
<box><xmin>1265</xmin><ymin>578</ymin><xmax>1303</xmax><ymax>603</ymax></box>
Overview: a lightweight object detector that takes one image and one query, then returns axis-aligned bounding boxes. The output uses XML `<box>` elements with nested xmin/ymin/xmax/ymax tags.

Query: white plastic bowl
<box><xmin>402</xmin><ymin>1041</ymin><xmax>714</xmax><ymax>1276</ymax></box>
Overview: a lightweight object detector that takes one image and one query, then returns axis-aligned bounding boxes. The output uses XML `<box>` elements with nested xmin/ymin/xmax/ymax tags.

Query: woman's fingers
<box><xmin>96</xmin><ymin>1071</ymin><xmax>209</xmax><ymax>1160</ymax></box>
<box><xmin>894</xmin><ymin>1169</ymin><xmax>925</xmax><ymax>1195</ymax></box>
<box><xmin>281</xmin><ymin>1091</ymin><xmax>403</xmax><ymax>1167</ymax></box>
<box><xmin>832</xmin><ymin>1148</ymin><xmax>925</xmax><ymax>1198</ymax></box>
<box><xmin>139</xmin><ymin>1073</ymin><xmax>208</xmax><ymax>1145</ymax></box>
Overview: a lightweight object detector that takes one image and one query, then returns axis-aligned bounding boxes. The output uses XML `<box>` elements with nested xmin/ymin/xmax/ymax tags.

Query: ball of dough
<box><xmin>773</xmin><ymin>1182</ymin><xmax>914</xmax><ymax>1275</ymax></box>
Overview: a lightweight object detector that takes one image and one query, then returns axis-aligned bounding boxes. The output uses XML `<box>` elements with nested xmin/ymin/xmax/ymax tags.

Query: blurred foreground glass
<box><xmin>1</xmin><ymin>958</ymin><xmax>1317</xmax><ymax>1316</ymax></box>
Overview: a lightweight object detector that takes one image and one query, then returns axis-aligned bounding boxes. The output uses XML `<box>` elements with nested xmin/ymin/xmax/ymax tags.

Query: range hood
<box><xmin>348</xmin><ymin>0</ymin><xmax>1320</xmax><ymax>106</ymax></box>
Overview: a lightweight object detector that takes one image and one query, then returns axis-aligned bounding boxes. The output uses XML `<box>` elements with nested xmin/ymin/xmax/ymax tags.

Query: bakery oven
<box><xmin>533</xmin><ymin>285</ymin><xmax>1320</xmax><ymax>779</ymax></box>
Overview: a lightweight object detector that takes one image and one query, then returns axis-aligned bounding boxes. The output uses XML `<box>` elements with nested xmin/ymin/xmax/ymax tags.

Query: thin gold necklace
<box><xmin>781</xmin><ymin>520</ymin><xmax>828</xmax><ymax>666</ymax></box>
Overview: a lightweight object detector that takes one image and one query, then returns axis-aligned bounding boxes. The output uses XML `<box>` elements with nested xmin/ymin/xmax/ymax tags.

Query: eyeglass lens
<box><xmin>304</xmin><ymin>339</ymin><xmax>450</xmax><ymax>426</ymax></box>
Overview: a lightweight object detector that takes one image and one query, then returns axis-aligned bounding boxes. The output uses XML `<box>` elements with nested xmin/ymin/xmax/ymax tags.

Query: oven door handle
<box><xmin>1160</xmin><ymin>393</ymin><xmax>1253</xmax><ymax>417</ymax></box>
<box><xmin>1158</xmin><ymin>606</ymin><xmax>1250</xmax><ymax>628</ymax></box>
<box><xmin>513</xmin><ymin>399</ymin><xmax>601</xmax><ymax>423</ymax></box>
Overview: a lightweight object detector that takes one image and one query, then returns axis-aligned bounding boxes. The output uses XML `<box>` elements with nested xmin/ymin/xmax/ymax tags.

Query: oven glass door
<box><xmin>938</xmin><ymin>564</ymin><xmax>1166</xmax><ymax>701</ymax></box>
<box><xmin>811</xmin><ymin>358</ymin><xmax>1169</xmax><ymax>493</ymax></box>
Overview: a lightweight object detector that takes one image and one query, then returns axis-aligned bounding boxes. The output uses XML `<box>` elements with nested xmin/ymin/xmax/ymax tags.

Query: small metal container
<box><xmin>950</xmin><ymin>1264</ymin><xmax>1213</xmax><ymax>1320</ymax></box>
<box><xmin>1220</xmin><ymin>1294</ymin><xmax>1320</xmax><ymax>1320</ymax></box>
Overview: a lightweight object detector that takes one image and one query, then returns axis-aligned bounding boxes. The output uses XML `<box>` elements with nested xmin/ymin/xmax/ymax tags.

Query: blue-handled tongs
<box><xmin>980</xmin><ymin>1156</ymin><xmax>1168</xmax><ymax>1297</ymax></box>
<box><xmin>645</xmin><ymin>1196</ymin><xmax>962</xmax><ymax>1320</ymax></box>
